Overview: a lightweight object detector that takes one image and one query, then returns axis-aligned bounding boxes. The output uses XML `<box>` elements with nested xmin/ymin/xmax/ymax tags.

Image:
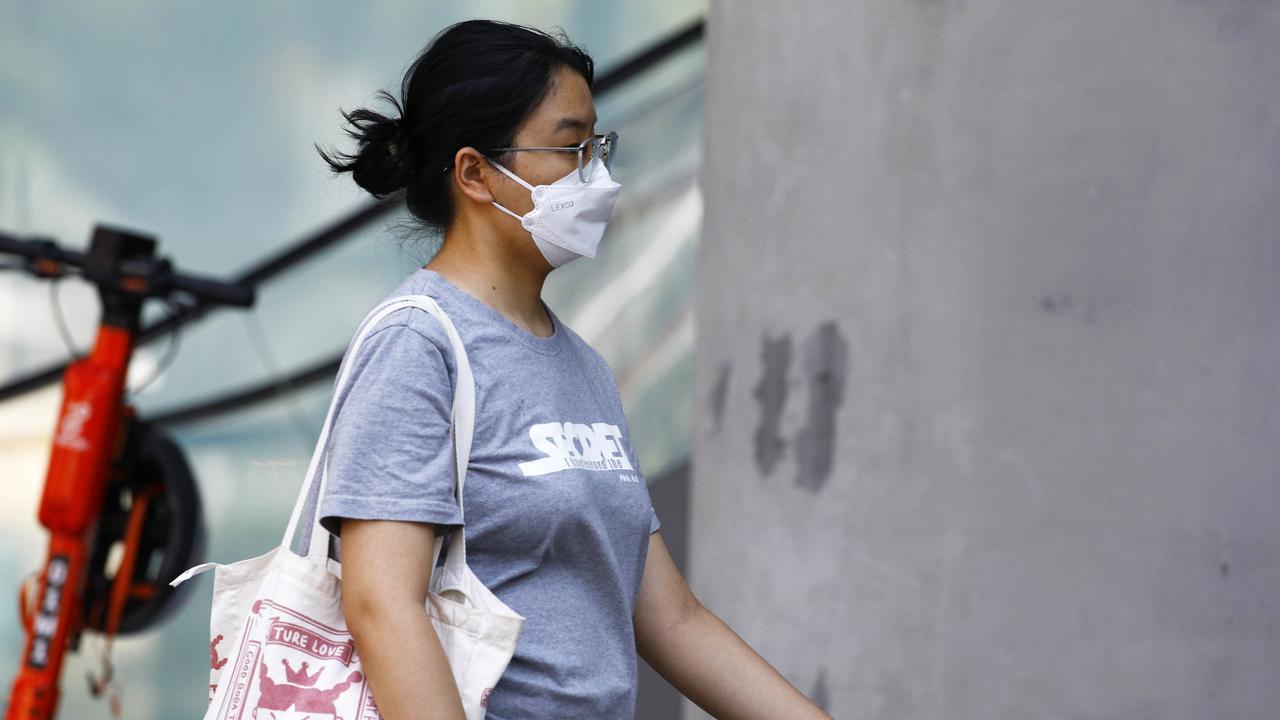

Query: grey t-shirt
<box><xmin>302</xmin><ymin>267</ymin><xmax>660</xmax><ymax>719</ymax></box>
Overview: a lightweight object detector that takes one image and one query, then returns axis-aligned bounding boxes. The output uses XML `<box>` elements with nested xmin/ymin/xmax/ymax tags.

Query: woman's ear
<box><xmin>452</xmin><ymin>147</ymin><xmax>497</xmax><ymax>204</ymax></box>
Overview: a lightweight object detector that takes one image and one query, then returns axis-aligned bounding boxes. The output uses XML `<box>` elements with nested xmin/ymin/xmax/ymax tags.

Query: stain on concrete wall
<box><xmin>809</xmin><ymin>667</ymin><xmax>830</xmax><ymax>714</ymax></box>
<box><xmin>752</xmin><ymin>332</ymin><xmax>791</xmax><ymax>476</ymax></box>
<box><xmin>709</xmin><ymin>360</ymin><xmax>731</xmax><ymax>431</ymax></box>
<box><xmin>1039</xmin><ymin>291</ymin><xmax>1097</xmax><ymax>322</ymax></box>
<box><xmin>795</xmin><ymin>321</ymin><xmax>848</xmax><ymax>493</ymax></box>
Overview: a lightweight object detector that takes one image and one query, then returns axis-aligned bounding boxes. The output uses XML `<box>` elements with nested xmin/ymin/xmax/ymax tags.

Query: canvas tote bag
<box><xmin>169</xmin><ymin>293</ymin><xmax>527</xmax><ymax>719</ymax></box>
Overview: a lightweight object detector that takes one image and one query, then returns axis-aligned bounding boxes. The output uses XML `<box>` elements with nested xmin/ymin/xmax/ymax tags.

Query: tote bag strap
<box><xmin>280</xmin><ymin>293</ymin><xmax>476</xmax><ymax>577</ymax></box>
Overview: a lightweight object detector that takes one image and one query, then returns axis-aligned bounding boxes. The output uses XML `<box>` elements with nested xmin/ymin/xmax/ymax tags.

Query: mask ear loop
<box><xmin>487</xmin><ymin>157</ymin><xmax>536</xmax><ymax>191</ymax></box>
<box><xmin>486</xmin><ymin>156</ymin><xmax>536</xmax><ymax>221</ymax></box>
<box><xmin>492</xmin><ymin>201</ymin><xmax>524</xmax><ymax>222</ymax></box>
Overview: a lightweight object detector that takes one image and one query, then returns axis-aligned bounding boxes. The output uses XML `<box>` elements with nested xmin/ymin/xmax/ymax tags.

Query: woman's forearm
<box><xmin>346</xmin><ymin>599</ymin><xmax>466</xmax><ymax>720</ymax></box>
<box><xmin>645</xmin><ymin>604</ymin><xmax>831</xmax><ymax>720</ymax></box>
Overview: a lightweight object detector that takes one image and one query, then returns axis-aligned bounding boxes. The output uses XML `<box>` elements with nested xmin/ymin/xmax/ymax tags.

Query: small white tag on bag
<box><xmin>170</xmin><ymin>294</ymin><xmax>526</xmax><ymax>719</ymax></box>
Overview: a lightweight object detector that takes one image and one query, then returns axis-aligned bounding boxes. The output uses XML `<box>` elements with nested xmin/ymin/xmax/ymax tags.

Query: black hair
<box><xmin>315</xmin><ymin>19</ymin><xmax>594</xmax><ymax>236</ymax></box>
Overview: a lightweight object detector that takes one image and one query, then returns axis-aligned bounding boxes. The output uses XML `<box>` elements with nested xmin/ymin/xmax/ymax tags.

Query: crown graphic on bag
<box><xmin>282</xmin><ymin>659</ymin><xmax>322</xmax><ymax>687</ymax></box>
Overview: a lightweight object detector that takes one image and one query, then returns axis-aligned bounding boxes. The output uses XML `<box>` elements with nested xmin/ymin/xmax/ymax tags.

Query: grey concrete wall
<box><xmin>691</xmin><ymin>2</ymin><xmax>1280</xmax><ymax>718</ymax></box>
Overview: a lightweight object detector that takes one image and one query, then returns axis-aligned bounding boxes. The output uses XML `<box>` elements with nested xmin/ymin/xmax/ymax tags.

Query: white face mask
<box><xmin>488</xmin><ymin>155</ymin><xmax>622</xmax><ymax>268</ymax></box>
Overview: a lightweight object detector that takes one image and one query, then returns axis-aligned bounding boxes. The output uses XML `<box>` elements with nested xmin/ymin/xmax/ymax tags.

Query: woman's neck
<box><xmin>425</xmin><ymin>222</ymin><xmax>555</xmax><ymax>338</ymax></box>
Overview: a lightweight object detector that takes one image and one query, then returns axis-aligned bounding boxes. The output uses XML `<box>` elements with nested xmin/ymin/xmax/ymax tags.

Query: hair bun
<box><xmin>386</xmin><ymin>118</ymin><xmax>403</xmax><ymax>160</ymax></box>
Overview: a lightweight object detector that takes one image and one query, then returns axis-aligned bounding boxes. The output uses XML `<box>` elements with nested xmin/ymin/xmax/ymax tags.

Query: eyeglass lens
<box><xmin>581</xmin><ymin>134</ymin><xmax>616</xmax><ymax>182</ymax></box>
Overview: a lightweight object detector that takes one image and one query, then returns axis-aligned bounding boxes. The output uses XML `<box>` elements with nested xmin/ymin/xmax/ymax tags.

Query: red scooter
<box><xmin>0</xmin><ymin>225</ymin><xmax>254</xmax><ymax>719</ymax></box>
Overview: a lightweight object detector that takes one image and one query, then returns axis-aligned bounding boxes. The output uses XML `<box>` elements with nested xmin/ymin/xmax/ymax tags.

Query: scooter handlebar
<box><xmin>0</xmin><ymin>230</ymin><xmax>254</xmax><ymax>308</ymax></box>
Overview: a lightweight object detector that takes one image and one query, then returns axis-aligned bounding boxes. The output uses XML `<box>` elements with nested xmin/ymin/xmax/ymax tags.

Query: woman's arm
<box><xmin>634</xmin><ymin>532</ymin><xmax>832</xmax><ymax>720</ymax></box>
<box><xmin>340</xmin><ymin>518</ymin><xmax>466</xmax><ymax>720</ymax></box>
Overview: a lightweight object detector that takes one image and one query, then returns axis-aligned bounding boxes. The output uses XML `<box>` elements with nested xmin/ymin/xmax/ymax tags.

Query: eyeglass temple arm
<box><xmin>485</xmin><ymin>133</ymin><xmax>612</xmax><ymax>153</ymax></box>
<box><xmin>484</xmin><ymin>147</ymin><xmax>582</xmax><ymax>152</ymax></box>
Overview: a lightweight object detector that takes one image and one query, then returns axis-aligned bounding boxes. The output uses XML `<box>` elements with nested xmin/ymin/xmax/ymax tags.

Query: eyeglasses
<box><xmin>482</xmin><ymin>131</ymin><xmax>618</xmax><ymax>183</ymax></box>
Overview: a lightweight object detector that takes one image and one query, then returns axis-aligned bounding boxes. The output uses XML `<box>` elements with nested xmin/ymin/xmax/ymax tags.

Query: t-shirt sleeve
<box><xmin>317</xmin><ymin>320</ymin><xmax>464</xmax><ymax>538</ymax></box>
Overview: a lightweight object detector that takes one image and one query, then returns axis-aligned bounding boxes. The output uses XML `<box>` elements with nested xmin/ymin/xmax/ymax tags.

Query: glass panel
<box><xmin>0</xmin><ymin>5</ymin><xmax>706</xmax><ymax>717</ymax></box>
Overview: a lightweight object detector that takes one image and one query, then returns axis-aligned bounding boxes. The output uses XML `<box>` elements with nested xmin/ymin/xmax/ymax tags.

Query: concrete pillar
<box><xmin>691</xmin><ymin>1</ymin><xmax>1280</xmax><ymax>717</ymax></box>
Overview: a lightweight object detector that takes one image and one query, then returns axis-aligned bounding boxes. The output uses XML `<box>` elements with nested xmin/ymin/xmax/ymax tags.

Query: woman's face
<box><xmin>489</xmin><ymin>65</ymin><xmax>598</xmax><ymax>214</ymax></box>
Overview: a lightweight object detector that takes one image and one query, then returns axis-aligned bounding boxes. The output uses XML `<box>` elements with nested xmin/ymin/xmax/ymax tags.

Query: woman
<box><xmin>313</xmin><ymin>18</ymin><xmax>831</xmax><ymax>720</ymax></box>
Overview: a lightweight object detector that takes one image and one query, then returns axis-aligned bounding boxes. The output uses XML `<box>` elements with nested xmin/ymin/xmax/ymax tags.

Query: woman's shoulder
<box><xmin>362</xmin><ymin>302</ymin><xmax>451</xmax><ymax>346</ymax></box>
<box><xmin>343</xmin><ymin>281</ymin><xmax>458</xmax><ymax>378</ymax></box>
<box><xmin>359</xmin><ymin>272</ymin><xmax>455</xmax><ymax>346</ymax></box>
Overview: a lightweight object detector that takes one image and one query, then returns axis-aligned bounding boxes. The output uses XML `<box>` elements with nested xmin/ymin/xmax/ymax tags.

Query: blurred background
<box><xmin>1</xmin><ymin>2</ymin><xmax>704</xmax><ymax>718</ymax></box>
<box><xmin>3</xmin><ymin>1</ymin><xmax>1279</xmax><ymax>719</ymax></box>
